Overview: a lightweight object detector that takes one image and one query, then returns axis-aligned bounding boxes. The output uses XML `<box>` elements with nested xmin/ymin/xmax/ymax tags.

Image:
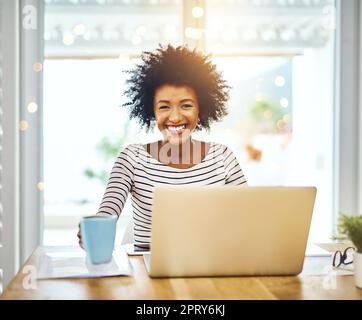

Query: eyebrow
<box><xmin>157</xmin><ymin>98</ymin><xmax>195</xmax><ymax>104</ymax></box>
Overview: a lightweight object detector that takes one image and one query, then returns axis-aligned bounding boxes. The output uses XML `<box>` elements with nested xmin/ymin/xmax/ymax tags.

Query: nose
<box><xmin>168</xmin><ymin>106</ymin><xmax>182</xmax><ymax>123</ymax></box>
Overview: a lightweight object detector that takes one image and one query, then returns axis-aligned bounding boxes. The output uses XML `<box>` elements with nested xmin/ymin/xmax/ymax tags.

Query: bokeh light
<box><xmin>27</xmin><ymin>102</ymin><xmax>38</xmax><ymax>113</ymax></box>
<box><xmin>19</xmin><ymin>120</ymin><xmax>29</xmax><ymax>131</ymax></box>
<box><xmin>274</xmin><ymin>75</ymin><xmax>286</xmax><ymax>87</ymax></box>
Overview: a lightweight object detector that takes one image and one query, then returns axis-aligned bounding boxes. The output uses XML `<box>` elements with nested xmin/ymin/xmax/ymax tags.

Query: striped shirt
<box><xmin>96</xmin><ymin>142</ymin><xmax>247</xmax><ymax>247</ymax></box>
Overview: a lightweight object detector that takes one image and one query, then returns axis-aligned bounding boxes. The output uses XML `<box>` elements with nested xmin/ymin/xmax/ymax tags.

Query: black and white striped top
<box><xmin>96</xmin><ymin>142</ymin><xmax>247</xmax><ymax>247</ymax></box>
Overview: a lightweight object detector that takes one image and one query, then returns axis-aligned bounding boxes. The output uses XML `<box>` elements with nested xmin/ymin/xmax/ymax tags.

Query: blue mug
<box><xmin>80</xmin><ymin>215</ymin><xmax>117</xmax><ymax>264</ymax></box>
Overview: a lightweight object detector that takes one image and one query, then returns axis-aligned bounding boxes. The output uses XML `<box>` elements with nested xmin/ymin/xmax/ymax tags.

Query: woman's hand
<box><xmin>77</xmin><ymin>223</ymin><xmax>84</xmax><ymax>249</ymax></box>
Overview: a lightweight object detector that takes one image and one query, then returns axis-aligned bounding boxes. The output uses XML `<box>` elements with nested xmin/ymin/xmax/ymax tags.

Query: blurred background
<box><xmin>41</xmin><ymin>0</ymin><xmax>336</xmax><ymax>247</ymax></box>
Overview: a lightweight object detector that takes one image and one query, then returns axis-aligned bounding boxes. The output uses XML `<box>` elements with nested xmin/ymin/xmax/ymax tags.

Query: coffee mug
<box><xmin>80</xmin><ymin>215</ymin><xmax>117</xmax><ymax>264</ymax></box>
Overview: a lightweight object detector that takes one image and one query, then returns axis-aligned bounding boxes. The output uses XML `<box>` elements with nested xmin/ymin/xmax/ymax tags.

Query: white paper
<box><xmin>300</xmin><ymin>256</ymin><xmax>354</xmax><ymax>277</ymax></box>
<box><xmin>37</xmin><ymin>247</ymin><xmax>131</xmax><ymax>279</ymax></box>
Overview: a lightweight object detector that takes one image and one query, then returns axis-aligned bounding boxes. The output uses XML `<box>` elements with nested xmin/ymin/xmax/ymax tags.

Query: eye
<box><xmin>181</xmin><ymin>104</ymin><xmax>193</xmax><ymax>109</ymax></box>
<box><xmin>159</xmin><ymin>105</ymin><xmax>170</xmax><ymax>110</ymax></box>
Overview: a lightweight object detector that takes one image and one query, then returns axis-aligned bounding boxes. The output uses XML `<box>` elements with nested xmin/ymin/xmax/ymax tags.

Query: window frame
<box><xmin>335</xmin><ymin>0</ymin><xmax>361</xmax><ymax>228</ymax></box>
<box><xmin>1</xmin><ymin>0</ymin><xmax>20</xmax><ymax>289</ymax></box>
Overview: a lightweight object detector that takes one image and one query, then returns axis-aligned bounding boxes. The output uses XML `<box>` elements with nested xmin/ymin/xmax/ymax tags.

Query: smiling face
<box><xmin>153</xmin><ymin>84</ymin><xmax>199</xmax><ymax>145</ymax></box>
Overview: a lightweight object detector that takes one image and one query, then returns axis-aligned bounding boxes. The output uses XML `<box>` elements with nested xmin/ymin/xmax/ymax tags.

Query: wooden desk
<box><xmin>1</xmin><ymin>246</ymin><xmax>362</xmax><ymax>300</ymax></box>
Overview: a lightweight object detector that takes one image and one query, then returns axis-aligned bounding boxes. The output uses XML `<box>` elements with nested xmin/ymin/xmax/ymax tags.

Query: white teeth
<box><xmin>167</xmin><ymin>125</ymin><xmax>186</xmax><ymax>132</ymax></box>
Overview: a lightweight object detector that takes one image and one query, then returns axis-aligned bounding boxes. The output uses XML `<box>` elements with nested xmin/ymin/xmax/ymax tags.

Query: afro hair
<box><xmin>122</xmin><ymin>44</ymin><xmax>230</xmax><ymax>131</ymax></box>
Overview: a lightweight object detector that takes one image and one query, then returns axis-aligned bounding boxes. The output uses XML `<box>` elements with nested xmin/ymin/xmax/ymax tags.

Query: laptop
<box><xmin>143</xmin><ymin>186</ymin><xmax>317</xmax><ymax>278</ymax></box>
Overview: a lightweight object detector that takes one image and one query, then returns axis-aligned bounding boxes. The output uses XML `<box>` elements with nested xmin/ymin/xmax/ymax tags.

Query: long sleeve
<box><xmin>96</xmin><ymin>145</ymin><xmax>136</xmax><ymax>218</ymax></box>
<box><xmin>223</xmin><ymin>145</ymin><xmax>247</xmax><ymax>186</ymax></box>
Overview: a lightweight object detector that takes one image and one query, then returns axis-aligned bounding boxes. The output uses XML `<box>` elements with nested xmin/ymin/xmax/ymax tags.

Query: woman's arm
<box><xmin>96</xmin><ymin>145</ymin><xmax>136</xmax><ymax>217</ymax></box>
<box><xmin>78</xmin><ymin>145</ymin><xmax>137</xmax><ymax>248</ymax></box>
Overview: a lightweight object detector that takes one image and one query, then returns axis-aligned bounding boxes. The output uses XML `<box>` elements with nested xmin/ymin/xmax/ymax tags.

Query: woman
<box><xmin>78</xmin><ymin>44</ymin><xmax>247</xmax><ymax>248</ymax></box>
